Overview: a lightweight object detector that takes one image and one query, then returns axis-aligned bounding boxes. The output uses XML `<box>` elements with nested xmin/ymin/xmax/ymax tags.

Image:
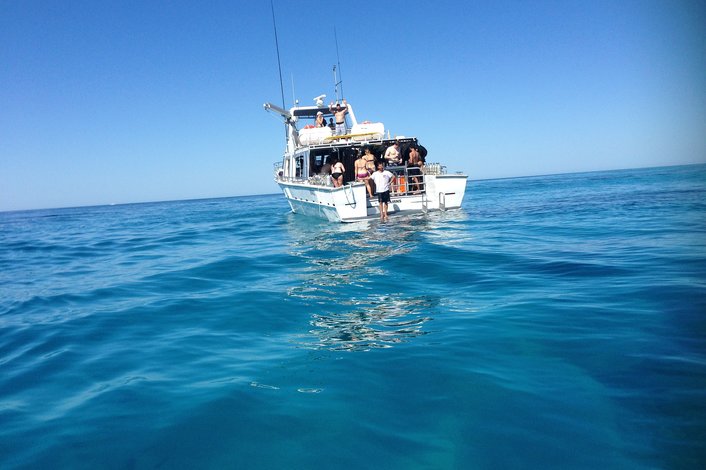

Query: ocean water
<box><xmin>1</xmin><ymin>164</ymin><xmax>705</xmax><ymax>469</ymax></box>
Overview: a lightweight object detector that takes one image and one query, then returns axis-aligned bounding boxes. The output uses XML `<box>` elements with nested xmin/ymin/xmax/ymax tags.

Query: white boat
<box><xmin>264</xmin><ymin>97</ymin><xmax>467</xmax><ymax>222</ymax></box>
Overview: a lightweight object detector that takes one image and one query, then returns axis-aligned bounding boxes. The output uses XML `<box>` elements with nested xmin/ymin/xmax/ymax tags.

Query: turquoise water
<box><xmin>1</xmin><ymin>165</ymin><xmax>705</xmax><ymax>469</ymax></box>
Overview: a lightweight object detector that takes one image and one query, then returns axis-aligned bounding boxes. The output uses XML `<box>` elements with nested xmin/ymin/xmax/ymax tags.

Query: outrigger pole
<box><xmin>270</xmin><ymin>0</ymin><xmax>287</xmax><ymax>139</ymax></box>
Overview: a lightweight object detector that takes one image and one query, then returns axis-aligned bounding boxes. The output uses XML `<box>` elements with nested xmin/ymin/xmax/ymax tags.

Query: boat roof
<box><xmin>292</xmin><ymin>106</ymin><xmax>335</xmax><ymax>118</ymax></box>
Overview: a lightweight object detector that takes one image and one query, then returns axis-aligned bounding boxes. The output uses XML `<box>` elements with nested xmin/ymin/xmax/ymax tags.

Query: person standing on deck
<box><xmin>354</xmin><ymin>150</ymin><xmax>374</xmax><ymax>198</ymax></box>
<box><xmin>331</xmin><ymin>158</ymin><xmax>345</xmax><ymax>188</ymax></box>
<box><xmin>363</xmin><ymin>147</ymin><xmax>376</xmax><ymax>182</ymax></box>
<box><xmin>407</xmin><ymin>145</ymin><xmax>424</xmax><ymax>192</ymax></box>
<box><xmin>384</xmin><ymin>141</ymin><xmax>401</xmax><ymax>166</ymax></box>
<box><xmin>329</xmin><ymin>99</ymin><xmax>348</xmax><ymax>136</ymax></box>
<box><xmin>370</xmin><ymin>162</ymin><xmax>396</xmax><ymax>222</ymax></box>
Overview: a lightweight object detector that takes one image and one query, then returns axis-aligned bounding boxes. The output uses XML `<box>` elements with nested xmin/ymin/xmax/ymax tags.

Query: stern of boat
<box><xmin>278</xmin><ymin>180</ymin><xmax>370</xmax><ymax>222</ymax></box>
<box><xmin>423</xmin><ymin>174</ymin><xmax>468</xmax><ymax>211</ymax></box>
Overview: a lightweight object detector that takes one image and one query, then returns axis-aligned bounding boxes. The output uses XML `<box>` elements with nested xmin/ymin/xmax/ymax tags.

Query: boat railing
<box><xmin>276</xmin><ymin>162</ymin><xmax>439</xmax><ymax>192</ymax></box>
<box><xmin>308</xmin><ymin>174</ymin><xmax>334</xmax><ymax>186</ymax></box>
<box><xmin>388</xmin><ymin>166</ymin><xmax>426</xmax><ymax>196</ymax></box>
<box><xmin>423</xmin><ymin>163</ymin><xmax>446</xmax><ymax>175</ymax></box>
<box><xmin>276</xmin><ymin>172</ymin><xmax>335</xmax><ymax>187</ymax></box>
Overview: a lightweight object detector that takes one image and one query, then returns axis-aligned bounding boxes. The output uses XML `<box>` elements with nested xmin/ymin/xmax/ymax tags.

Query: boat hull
<box><xmin>277</xmin><ymin>174</ymin><xmax>467</xmax><ymax>222</ymax></box>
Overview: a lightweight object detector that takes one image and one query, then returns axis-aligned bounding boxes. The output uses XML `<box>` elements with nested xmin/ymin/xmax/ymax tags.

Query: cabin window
<box><xmin>308</xmin><ymin>147</ymin><xmax>360</xmax><ymax>182</ymax></box>
<box><xmin>310</xmin><ymin>153</ymin><xmax>330</xmax><ymax>176</ymax></box>
<box><xmin>310</xmin><ymin>150</ymin><xmax>333</xmax><ymax>176</ymax></box>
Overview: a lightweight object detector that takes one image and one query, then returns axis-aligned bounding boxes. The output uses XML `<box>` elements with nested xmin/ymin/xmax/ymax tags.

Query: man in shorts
<box><xmin>407</xmin><ymin>145</ymin><xmax>424</xmax><ymax>192</ymax></box>
<box><xmin>370</xmin><ymin>162</ymin><xmax>396</xmax><ymax>222</ymax></box>
<box><xmin>329</xmin><ymin>99</ymin><xmax>348</xmax><ymax>136</ymax></box>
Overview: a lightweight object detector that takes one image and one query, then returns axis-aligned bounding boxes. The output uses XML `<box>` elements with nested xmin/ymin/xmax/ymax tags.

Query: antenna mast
<box><xmin>332</xmin><ymin>66</ymin><xmax>339</xmax><ymax>103</ymax></box>
<box><xmin>334</xmin><ymin>26</ymin><xmax>343</xmax><ymax>102</ymax></box>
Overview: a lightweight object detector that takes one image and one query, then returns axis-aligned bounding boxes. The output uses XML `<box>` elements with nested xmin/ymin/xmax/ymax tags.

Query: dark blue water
<box><xmin>1</xmin><ymin>165</ymin><xmax>705</xmax><ymax>469</ymax></box>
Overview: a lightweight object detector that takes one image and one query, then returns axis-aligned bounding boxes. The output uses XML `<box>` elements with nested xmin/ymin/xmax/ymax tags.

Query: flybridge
<box><xmin>265</xmin><ymin>98</ymin><xmax>385</xmax><ymax>148</ymax></box>
<box><xmin>264</xmin><ymin>100</ymin><xmax>359</xmax><ymax>125</ymax></box>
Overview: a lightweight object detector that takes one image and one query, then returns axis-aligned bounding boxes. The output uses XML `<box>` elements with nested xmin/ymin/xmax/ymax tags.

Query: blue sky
<box><xmin>1</xmin><ymin>0</ymin><xmax>704</xmax><ymax>211</ymax></box>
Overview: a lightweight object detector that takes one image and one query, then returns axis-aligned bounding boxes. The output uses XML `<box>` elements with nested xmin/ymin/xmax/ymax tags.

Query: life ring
<box><xmin>303</xmin><ymin>124</ymin><xmax>315</xmax><ymax>129</ymax></box>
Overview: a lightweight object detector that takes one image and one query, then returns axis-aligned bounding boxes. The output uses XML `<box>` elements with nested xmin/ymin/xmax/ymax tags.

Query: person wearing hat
<box><xmin>315</xmin><ymin>111</ymin><xmax>326</xmax><ymax>128</ymax></box>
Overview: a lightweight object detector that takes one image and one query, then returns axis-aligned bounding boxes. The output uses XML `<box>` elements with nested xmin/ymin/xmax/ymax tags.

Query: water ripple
<box><xmin>0</xmin><ymin>168</ymin><xmax>705</xmax><ymax>468</ymax></box>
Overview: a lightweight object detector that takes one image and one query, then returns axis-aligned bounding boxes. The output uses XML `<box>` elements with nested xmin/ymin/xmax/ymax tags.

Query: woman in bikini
<box><xmin>331</xmin><ymin>158</ymin><xmax>345</xmax><ymax>188</ymax></box>
<box><xmin>354</xmin><ymin>149</ymin><xmax>375</xmax><ymax>197</ymax></box>
<box><xmin>364</xmin><ymin>148</ymin><xmax>377</xmax><ymax>195</ymax></box>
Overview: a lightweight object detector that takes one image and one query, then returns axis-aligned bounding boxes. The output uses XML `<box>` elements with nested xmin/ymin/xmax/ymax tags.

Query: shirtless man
<box><xmin>408</xmin><ymin>146</ymin><xmax>424</xmax><ymax>192</ymax></box>
<box><xmin>384</xmin><ymin>142</ymin><xmax>401</xmax><ymax>166</ymax></box>
<box><xmin>354</xmin><ymin>150</ymin><xmax>374</xmax><ymax>197</ymax></box>
<box><xmin>329</xmin><ymin>99</ymin><xmax>348</xmax><ymax>135</ymax></box>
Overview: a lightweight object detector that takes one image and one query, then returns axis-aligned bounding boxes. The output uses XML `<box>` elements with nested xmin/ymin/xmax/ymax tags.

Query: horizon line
<box><xmin>2</xmin><ymin>162</ymin><xmax>703</xmax><ymax>214</ymax></box>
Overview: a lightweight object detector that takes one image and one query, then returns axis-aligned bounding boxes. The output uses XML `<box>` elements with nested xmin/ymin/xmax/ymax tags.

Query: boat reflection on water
<box><xmin>308</xmin><ymin>295</ymin><xmax>435</xmax><ymax>351</ymax></box>
<box><xmin>284</xmin><ymin>211</ymin><xmax>461</xmax><ymax>351</ymax></box>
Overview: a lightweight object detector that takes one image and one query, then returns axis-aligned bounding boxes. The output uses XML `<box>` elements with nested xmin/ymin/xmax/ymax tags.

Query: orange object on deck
<box><xmin>397</xmin><ymin>176</ymin><xmax>406</xmax><ymax>194</ymax></box>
